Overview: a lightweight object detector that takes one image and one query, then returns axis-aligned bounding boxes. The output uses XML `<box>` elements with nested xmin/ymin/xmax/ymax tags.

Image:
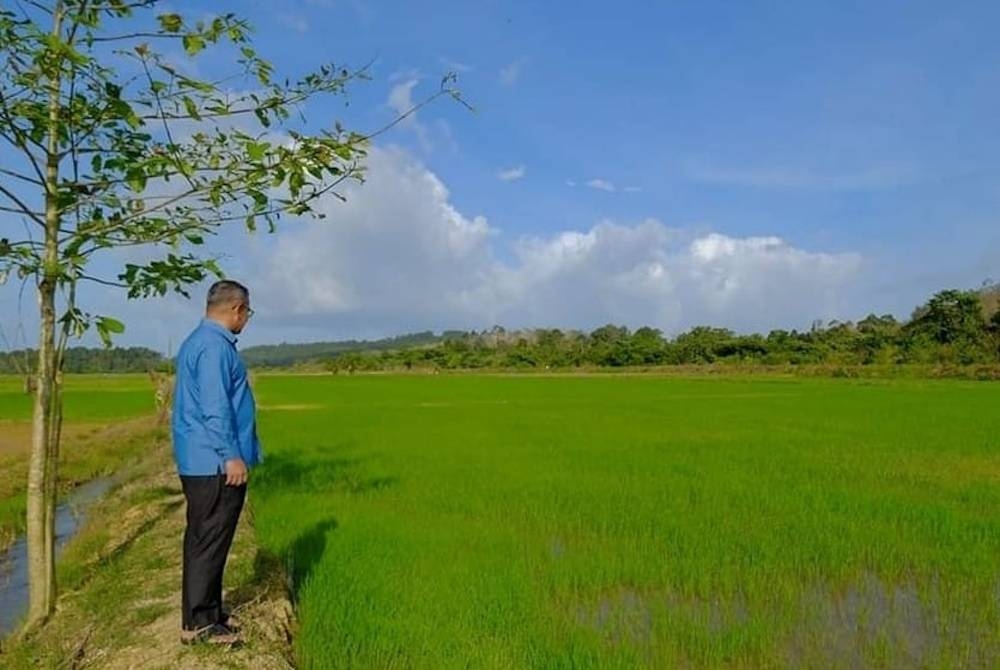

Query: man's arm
<box><xmin>195</xmin><ymin>345</ymin><xmax>244</xmax><ymax>477</ymax></box>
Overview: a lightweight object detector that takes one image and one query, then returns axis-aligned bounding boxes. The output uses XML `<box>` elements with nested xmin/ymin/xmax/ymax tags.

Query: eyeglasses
<box><xmin>243</xmin><ymin>305</ymin><xmax>255</xmax><ymax>319</ymax></box>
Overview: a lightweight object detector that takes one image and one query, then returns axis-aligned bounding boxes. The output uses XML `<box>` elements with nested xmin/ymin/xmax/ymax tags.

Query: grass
<box><xmin>4</xmin><ymin>372</ymin><xmax>999</xmax><ymax>667</ymax></box>
<box><xmin>246</xmin><ymin>374</ymin><xmax>1000</xmax><ymax>668</ymax></box>
<box><xmin>0</xmin><ymin>374</ymin><xmax>160</xmax><ymax>551</ymax></box>
<box><xmin>0</xmin><ymin>374</ymin><xmax>157</xmax><ymax>423</ymax></box>
<box><xmin>1</xmin><ymin>437</ymin><xmax>294</xmax><ymax>669</ymax></box>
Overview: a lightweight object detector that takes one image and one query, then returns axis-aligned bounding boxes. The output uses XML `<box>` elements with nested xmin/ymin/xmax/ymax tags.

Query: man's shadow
<box><xmin>228</xmin><ymin>517</ymin><xmax>339</xmax><ymax>609</ymax></box>
<box><xmin>286</xmin><ymin>517</ymin><xmax>339</xmax><ymax>599</ymax></box>
<box><xmin>229</xmin><ymin>450</ymin><xmax>397</xmax><ymax>608</ymax></box>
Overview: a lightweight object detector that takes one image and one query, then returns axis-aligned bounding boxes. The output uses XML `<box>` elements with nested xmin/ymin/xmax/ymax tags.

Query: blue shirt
<box><xmin>171</xmin><ymin>319</ymin><xmax>262</xmax><ymax>476</ymax></box>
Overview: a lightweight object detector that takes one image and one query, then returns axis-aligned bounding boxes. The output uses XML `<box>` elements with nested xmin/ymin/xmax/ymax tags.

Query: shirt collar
<box><xmin>200</xmin><ymin>318</ymin><xmax>238</xmax><ymax>345</ymax></box>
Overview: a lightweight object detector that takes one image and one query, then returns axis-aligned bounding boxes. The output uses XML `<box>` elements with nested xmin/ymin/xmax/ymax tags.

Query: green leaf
<box><xmin>334</xmin><ymin>144</ymin><xmax>354</xmax><ymax>161</ymax></box>
<box><xmin>289</xmin><ymin>170</ymin><xmax>304</xmax><ymax>196</ymax></box>
<box><xmin>182</xmin><ymin>96</ymin><xmax>201</xmax><ymax>120</ymax></box>
<box><xmin>126</xmin><ymin>169</ymin><xmax>147</xmax><ymax>192</ymax></box>
<box><xmin>158</xmin><ymin>13</ymin><xmax>183</xmax><ymax>33</ymax></box>
<box><xmin>182</xmin><ymin>34</ymin><xmax>205</xmax><ymax>56</ymax></box>
<box><xmin>98</xmin><ymin>316</ymin><xmax>125</xmax><ymax>334</ymax></box>
<box><xmin>247</xmin><ymin>141</ymin><xmax>267</xmax><ymax>161</ymax></box>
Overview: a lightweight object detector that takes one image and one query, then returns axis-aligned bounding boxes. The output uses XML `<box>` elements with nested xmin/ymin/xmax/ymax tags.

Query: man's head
<box><xmin>205</xmin><ymin>280</ymin><xmax>253</xmax><ymax>334</ymax></box>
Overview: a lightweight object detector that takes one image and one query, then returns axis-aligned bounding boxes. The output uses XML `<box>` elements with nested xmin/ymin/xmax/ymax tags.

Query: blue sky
<box><xmin>2</xmin><ymin>0</ymin><xmax>999</xmax><ymax>350</ymax></box>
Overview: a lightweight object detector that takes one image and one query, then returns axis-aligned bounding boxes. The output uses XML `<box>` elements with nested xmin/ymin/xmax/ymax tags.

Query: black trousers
<box><xmin>180</xmin><ymin>474</ymin><xmax>246</xmax><ymax>630</ymax></box>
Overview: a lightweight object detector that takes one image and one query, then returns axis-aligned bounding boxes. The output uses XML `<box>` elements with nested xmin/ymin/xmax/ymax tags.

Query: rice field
<box><xmin>0</xmin><ymin>374</ymin><xmax>161</xmax><ymax>551</ymax></box>
<box><xmin>246</xmin><ymin>374</ymin><xmax>1000</xmax><ymax>668</ymax></box>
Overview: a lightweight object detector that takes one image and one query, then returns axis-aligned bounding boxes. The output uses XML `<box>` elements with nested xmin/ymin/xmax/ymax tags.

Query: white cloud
<box><xmin>587</xmin><ymin>178</ymin><xmax>616</xmax><ymax>192</ymax></box>
<box><xmin>386</xmin><ymin>77</ymin><xmax>431</xmax><ymax>151</ymax></box>
<box><xmin>566</xmin><ymin>179</ymin><xmax>577</xmax><ymax>187</ymax></box>
<box><xmin>4</xmin><ymin>148</ymin><xmax>867</xmax><ymax>349</ymax></box>
<box><xmin>250</xmin><ymin>147</ymin><xmax>864</xmax><ymax>337</ymax></box>
<box><xmin>499</xmin><ymin>58</ymin><xmax>527</xmax><ymax>86</ymax></box>
<box><xmin>252</xmin><ymin>146</ymin><xmax>495</xmax><ymax>332</ymax></box>
<box><xmin>497</xmin><ymin>165</ymin><xmax>526</xmax><ymax>182</ymax></box>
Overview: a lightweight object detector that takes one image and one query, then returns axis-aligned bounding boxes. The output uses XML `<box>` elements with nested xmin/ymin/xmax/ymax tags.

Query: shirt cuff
<box><xmin>218</xmin><ymin>443</ymin><xmax>242</xmax><ymax>462</ymax></box>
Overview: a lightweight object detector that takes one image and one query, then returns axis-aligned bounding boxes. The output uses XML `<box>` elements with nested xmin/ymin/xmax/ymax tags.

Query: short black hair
<box><xmin>206</xmin><ymin>280</ymin><xmax>249</xmax><ymax>309</ymax></box>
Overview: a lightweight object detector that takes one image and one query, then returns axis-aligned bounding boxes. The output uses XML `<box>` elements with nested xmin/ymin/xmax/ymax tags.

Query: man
<box><xmin>172</xmin><ymin>280</ymin><xmax>262</xmax><ymax>645</ymax></box>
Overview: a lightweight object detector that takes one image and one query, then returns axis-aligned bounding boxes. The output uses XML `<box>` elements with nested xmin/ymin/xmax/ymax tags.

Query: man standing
<box><xmin>172</xmin><ymin>280</ymin><xmax>262</xmax><ymax>645</ymax></box>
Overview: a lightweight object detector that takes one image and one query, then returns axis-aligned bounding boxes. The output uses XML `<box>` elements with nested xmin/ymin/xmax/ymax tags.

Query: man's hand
<box><xmin>224</xmin><ymin>458</ymin><xmax>248</xmax><ymax>486</ymax></box>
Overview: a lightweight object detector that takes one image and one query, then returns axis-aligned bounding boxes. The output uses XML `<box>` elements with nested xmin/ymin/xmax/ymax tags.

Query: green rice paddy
<box><xmin>245</xmin><ymin>375</ymin><xmax>1000</xmax><ymax>668</ymax></box>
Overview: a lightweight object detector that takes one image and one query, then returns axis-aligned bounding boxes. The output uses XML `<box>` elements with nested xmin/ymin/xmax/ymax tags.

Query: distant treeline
<box><xmin>0</xmin><ymin>346</ymin><xmax>164</xmax><ymax>374</ymax></box>
<box><xmin>239</xmin><ymin>331</ymin><xmax>451</xmax><ymax>367</ymax></box>
<box><xmin>325</xmin><ymin>287</ymin><xmax>1000</xmax><ymax>373</ymax></box>
<box><xmin>1</xmin><ymin>286</ymin><xmax>999</xmax><ymax>374</ymax></box>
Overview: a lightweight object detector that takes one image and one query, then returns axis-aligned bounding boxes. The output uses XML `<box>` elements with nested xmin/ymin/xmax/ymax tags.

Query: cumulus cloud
<box><xmin>587</xmin><ymin>178</ymin><xmax>616</xmax><ymax>192</ymax></box>
<box><xmin>497</xmin><ymin>165</ymin><xmax>526</xmax><ymax>182</ymax></box>
<box><xmin>251</xmin><ymin>146</ymin><xmax>495</xmax><ymax>333</ymax></box>
<box><xmin>1</xmin><ymin>147</ymin><xmax>867</xmax><ymax>349</ymax></box>
<box><xmin>250</xmin><ymin>147</ymin><xmax>864</xmax><ymax>338</ymax></box>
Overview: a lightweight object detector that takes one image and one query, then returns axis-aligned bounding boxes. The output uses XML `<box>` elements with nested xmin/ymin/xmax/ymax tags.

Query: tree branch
<box><xmin>139</xmin><ymin>54</ymin><xmax>198</xmax><ymax>191</ymax></box>
<box><xmin>79</xmin><ymin>274</ymin><xmax>127</xmax><ymax>288</ymax></box>
<box><xmin>0</xmin><ymin>185</ymin><xmax>45</xmax><ymax>227</ymax></box>
<box><xmin>87</xmin><ymin>32</ymin><xmax>186</xmax><ymax>43</ymax></box>
<box><xmin>0</xmin><ymin>109</ymin><xmax>49</xmax><ymax>186</ymax></box>
<box><xmin>0</xmin><ymin>167</ymin><xmax>44</xmax><ymax>187</ymax></box>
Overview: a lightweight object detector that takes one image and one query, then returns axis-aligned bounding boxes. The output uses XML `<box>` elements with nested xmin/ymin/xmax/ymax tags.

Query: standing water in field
<box><xmin>0</xmin><ymin>476</ymin><xmax>115</xmax><ymax>637</ymax></box>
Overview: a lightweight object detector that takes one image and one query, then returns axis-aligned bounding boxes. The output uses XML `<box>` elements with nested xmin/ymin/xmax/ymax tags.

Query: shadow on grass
<box><xmin>253</xmin><ymin>452</ymin><xmax>398</xmax><ymax>496</ymax></box>
<box><xmin>241</xmin><ymin>451</ymin><xmax>399</xmax><ymax>607</ymax></box>
<box><xmin>287</xmin><ymin>518</ymin><xmax>339</xmax><ymax>599</ymax></box>
<box><xmin>229</xmin><ymin>517</ymin><xmax>339</xmax><ymax>609</ymax></box>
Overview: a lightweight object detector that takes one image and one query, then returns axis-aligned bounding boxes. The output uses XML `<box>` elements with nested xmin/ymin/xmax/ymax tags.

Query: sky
<box><xmin>2</xmin><ymin>0</ymin><xmax>1000</xmax><ymax>351</ymax></box>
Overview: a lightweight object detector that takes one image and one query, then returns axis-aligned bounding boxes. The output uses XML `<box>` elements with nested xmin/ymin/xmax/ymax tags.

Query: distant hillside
<box><xmin>239</xmin><ymin>330</ymin><xmax>461</xmax><ymax>367</ymax></box>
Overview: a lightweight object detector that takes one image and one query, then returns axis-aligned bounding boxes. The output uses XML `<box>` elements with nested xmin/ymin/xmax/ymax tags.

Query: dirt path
<box><xmin>1</xmin><ymin>437</ymin><xmax>297</xmax><ymax>669</ymax></box>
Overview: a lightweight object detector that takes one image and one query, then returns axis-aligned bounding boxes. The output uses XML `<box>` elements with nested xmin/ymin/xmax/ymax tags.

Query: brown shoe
<box><xmin>180</xmin><ymin>623</ymin><xmax>242</xmax><ymax>646</ymax></box>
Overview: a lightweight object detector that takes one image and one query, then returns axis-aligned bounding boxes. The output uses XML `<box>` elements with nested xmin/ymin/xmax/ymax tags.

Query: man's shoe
<box><xmin>180</xmin><ymin>623</ymin><xmax>242</xmax><ymax>646</ymax></box>
<box><xmin>222</xmin><ymin>612</ymin><xmax>241</xmax><ymax>632</ymax></box>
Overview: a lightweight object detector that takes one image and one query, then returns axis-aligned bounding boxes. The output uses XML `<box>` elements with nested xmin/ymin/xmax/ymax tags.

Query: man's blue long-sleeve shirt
<box><xmin>171</xmin><ymin>319</ymin><xmax>262</xmax><ymax>475</ymax></box>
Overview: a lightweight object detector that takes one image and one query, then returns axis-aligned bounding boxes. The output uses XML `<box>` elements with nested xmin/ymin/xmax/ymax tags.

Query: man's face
<box><xmin>228</xmin><ymin>299</ymin><xmax>254</xmax><ymax>334</ymax></box>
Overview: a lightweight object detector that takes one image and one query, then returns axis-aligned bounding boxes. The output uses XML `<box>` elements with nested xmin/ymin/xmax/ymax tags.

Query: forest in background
<box><xmin>2</xmin><ymin>285</ymin><xmax>998</xmax><ymax>374</ymax></box>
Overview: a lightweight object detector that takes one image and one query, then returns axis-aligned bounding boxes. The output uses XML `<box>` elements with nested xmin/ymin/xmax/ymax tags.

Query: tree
<box><xmin>672</xmin><ymin>326</ymin><xmax>734</xmax><ymax>364</ymax></box>
<box><xmin>905</xmin><ymin>290</ymin><xmax>988</xmax><ymax>363</ymax></box>
<box><xmin>629</xmin><ymin>326</ymin><xmax>666</xmax><ymax>365</ymax></box>
<box><xmin>0</xmin><ymin>0</ymin><xmax>465</xmax><ymax>629</ymax></box>
<box><xmin>855</xmin><ymin>314</ymin><xmax>901</xmax><ymax>364</ymax></box>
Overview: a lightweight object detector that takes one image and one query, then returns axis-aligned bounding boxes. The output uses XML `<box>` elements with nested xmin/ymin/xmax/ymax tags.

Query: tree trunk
<box><xmin>25</xmin><ymin>282</ymin><xmax>57</xmax><ymax>628</ymax></box>
<box><xmin>24</xmin><ymin>1</ymin><xmax>64</xmax><ymax>630</ymax></box>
